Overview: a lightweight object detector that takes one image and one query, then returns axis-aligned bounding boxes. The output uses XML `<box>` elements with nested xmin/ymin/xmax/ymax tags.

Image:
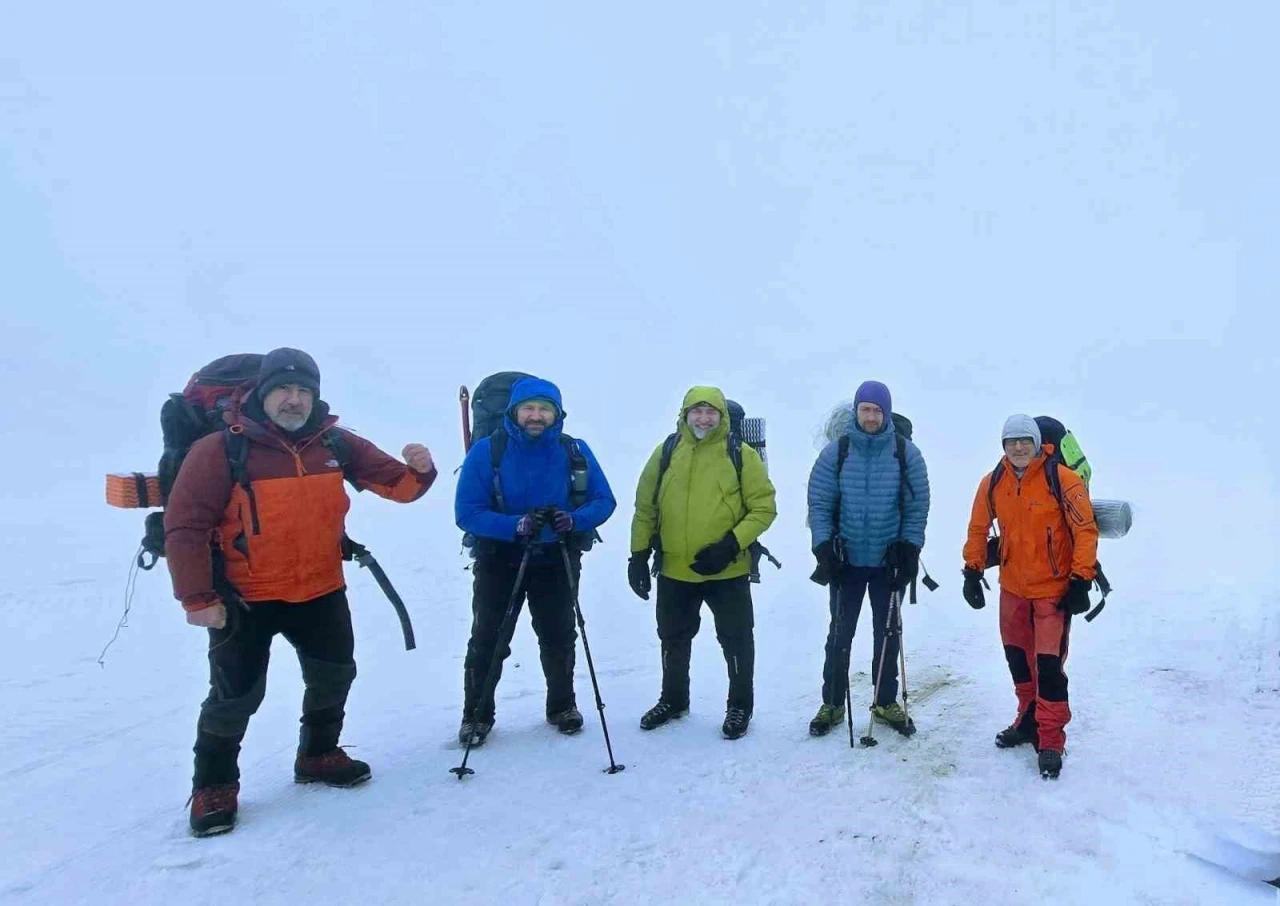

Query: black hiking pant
<box><xmin>193</xmin><ymin>589</ymin><xmax>356</xmax><ymax>787</ymax></box>
<box><xmin>463</xmin><ymin>548</ymin><xmax>580</xmax><ymax>723</ymax></box>
<box><xmin>655</xmin><ymin>575</ymin><xmax>755</xmax><ymax>714</ymax></box>
<box><xmin>821</xmin><ymin>566</ymin><xmax>900</xmax><ymax>708</ymax></box>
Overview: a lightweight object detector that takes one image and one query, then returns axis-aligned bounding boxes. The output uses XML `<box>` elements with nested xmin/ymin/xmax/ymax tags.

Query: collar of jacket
<box><xmin>847</xmin><ymin>414</ymin><xmax>896</xmax><ymax>450</ymax></box>
<box><xmin>226</xmin><ymin>389</ymin><xmax>339</xmax><ymax>452</ymax></box>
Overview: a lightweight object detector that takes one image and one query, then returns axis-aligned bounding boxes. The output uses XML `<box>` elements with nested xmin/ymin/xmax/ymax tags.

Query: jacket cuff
<box><xmin>182</xmin><ymin>594</ymin><xmax>221</xmax><ymax>613</ymax></box>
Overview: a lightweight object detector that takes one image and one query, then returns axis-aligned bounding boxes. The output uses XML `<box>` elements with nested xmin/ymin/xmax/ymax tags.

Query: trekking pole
<box><xmin>557</xmin><ymin>537</ymin><xmax>625</xmax><ymax>775</ymax></box>
<box><xmin>833</xmin><ymin>584</ymin><xmax>855</xmax><ymax>749</ymax></box>
<box><xmin>451</xmin><ymin>541</ymin><xmax>533</xmax><ymax>779</ymax></box>
<box><xmin>896</xmin><ymin>593</ymin><xmax>911</xmax><ymax>729</ymax></box>
<box><xmin>859</xmin><ymin>590</ymin><xmax>900</xmax><ymax>748</ymax></box>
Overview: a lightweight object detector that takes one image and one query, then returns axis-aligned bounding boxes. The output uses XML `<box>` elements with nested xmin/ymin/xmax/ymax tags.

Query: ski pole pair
<box><xmin>834</xmin><ymin>586</ymin><xmax>912</xmax><ymax>748</ymax></box>
<box><xmin>451</xmin><ymin>532</ymin><xmax>624</xmax><ymax>779</ymax></box>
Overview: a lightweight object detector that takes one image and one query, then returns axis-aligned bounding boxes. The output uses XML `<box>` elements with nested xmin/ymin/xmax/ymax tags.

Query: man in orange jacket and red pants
<box><xmin>165</xmin><ymin>348</ymin><xmax>437</xmax><ymax>835</ymax></box>
<box><xmin>962</xmin><ymin>414</ymin><xmax>1098</xmax><ymax>779</ymax></box>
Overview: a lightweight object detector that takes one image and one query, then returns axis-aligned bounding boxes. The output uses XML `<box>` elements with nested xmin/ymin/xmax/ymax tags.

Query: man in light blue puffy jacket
<box><xmin>805</xmin><ymin>381</ymin><xmax>930</xmax><ymax>737</ymax></box>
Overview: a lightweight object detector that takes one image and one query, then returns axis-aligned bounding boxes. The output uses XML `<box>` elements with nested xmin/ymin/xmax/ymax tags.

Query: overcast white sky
<box><xmin>2</xmin><ymin>1</ymin><xmax>1276</xmax><ymax>590</ymax></box>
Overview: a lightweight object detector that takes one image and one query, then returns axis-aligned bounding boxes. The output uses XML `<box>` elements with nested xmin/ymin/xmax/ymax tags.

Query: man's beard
<box><xmin>690</xmin><ymin>425</ymin><xmax>710</xmax><ymax>439</ymax></box>
<box><xmin>271</xmin><ymin>411</ymin><xmax>309</xmax><ymax>432</ymax></box>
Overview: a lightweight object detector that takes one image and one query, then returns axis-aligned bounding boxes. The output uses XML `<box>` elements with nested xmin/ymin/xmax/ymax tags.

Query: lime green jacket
<box><xmin>631</xmin><ymin>387</ymin><xmax>778</xmax><ymax>583</ymax></box>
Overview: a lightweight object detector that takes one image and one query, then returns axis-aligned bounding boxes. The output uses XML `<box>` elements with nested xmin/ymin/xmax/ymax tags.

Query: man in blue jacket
<box><xmin>454</xmin><ymin>377</ymin><xmax>616</xmax><ymax>746</ymax></box>
<box><xmin>806</xmin><ymin>381</ymin><xmax>930</xmax><ymax>737</ymax></box>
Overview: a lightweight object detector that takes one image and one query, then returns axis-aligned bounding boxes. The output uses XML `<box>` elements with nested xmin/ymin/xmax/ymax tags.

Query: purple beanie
<box><xmin>854</xmin><ymin>381</ymin><xmax>892</xmax><ymax>418</ymax></box>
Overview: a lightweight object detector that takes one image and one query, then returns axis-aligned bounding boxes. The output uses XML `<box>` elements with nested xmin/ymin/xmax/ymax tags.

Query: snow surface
<box><xmin>3</xmin><ymin>2</ymin><xmax>1278</xmax><ymax>904</ymax></box>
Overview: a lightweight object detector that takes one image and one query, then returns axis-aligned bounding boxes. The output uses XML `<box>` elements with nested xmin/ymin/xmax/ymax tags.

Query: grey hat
<box><xmin>1001</xmin><ymin>414</ymin><xmax>1042</xmax><ymax>450</ymax></box>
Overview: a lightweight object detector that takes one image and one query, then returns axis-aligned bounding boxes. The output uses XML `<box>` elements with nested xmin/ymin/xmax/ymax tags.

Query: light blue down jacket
<box><xmin>806</xmin><ymin>415</ymin><xmax>930</xmax><ymax>566</ymax></box>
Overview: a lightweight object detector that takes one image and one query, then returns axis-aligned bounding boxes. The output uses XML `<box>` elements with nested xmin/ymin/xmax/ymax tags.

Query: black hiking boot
<box><xmin>189</xmin><ymin>782</ymin><xmax>239</xmax><ymax>837</ymax></box>
<box><xmin>639</xmin><ymin>700</ymin><xmax>688</xmax><ymax>730</ymax></box>
<box><xmin>294</xmin><ymin>748</ymin><xmax>372</xmax><ymax>787</ymax></box>
<box><xmin>458</xmin><ymin>719</ymin><xmax>493</xmax><ymax>747</ymax></box>
<box><xmin>995</xmin><ymin>721</ymin><xmax>1037</xmax><ymax>749</ymax></box>
<box><xmin>1038</xmin><ymin>748</ymin><xmax>1063</xmax><ymax>779</ymax></box>
<box><xmin>722</xmin><ymin>706</ymin><xmax>751</xmax><ymax>740</ymax></box>
<box><xmin>547</xmin><ymin>707</ymin><xmax>584</xmax><ymax>735</ymax></box>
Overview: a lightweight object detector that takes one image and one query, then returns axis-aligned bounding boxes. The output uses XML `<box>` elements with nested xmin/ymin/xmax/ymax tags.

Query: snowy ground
<box><xmin>4</xmin><ymin>501</ymin><xmax>1277</xmax><ymax>905</ymax></box>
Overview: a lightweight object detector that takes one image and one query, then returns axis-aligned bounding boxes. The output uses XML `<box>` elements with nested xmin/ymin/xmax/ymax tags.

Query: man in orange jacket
<box><xmin>962</xmin><ymin>414</ymin><xmax>1098</xmax><ymax>779</ymax></box>
<box><xmin>165</xmin><ymin>348</ymin><xmax>437</xmax><ymax>835</ymax></box>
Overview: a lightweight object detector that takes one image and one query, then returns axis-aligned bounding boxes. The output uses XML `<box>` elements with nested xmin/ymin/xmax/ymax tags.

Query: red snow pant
<box><xmin>999</xmin><ymin>589</ymin><xmax>1072</xmax><ymax>752</ymax></box>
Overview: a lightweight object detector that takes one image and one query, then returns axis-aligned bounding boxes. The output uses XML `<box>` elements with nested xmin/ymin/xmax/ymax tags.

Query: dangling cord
<box><xmin>98</xmin><ymin>546</ymin><xmax>143</xmax><ymax>667</ymax></box>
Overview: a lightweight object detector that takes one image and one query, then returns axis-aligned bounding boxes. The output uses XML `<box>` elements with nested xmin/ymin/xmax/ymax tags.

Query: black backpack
<box><xmin>464</xmin><ymin>372</ymin><xmax>599</xmax><ymax>553</ymax></box>
<box><xmin>138</xmin><ymin>354</ymin><xmax>356</xmax><ymax>570</ymax></box>
<box><xmin>650</xmin><ymin>399</ymin><xmax>780</xmax><ymax>582</ymax></box>
<box><xmin>830</xmin><ymin>413</ymin><xmax>936</xmax><ymax>600</ymax></box>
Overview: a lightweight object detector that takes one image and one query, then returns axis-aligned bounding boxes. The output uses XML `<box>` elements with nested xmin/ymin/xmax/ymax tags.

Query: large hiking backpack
<box><xmin>133</xmin><ymin>354</ymin><xmax>355</xmax><ymax>570</ymax></box>
<box><xmin>463</xmin><ymin>372</ymin><xmax>599</xmax><ymax>554</ymax></box>
<box><xmin>650</xmin><ymin>399</ymin><xmax>780</xmax><ymax>582</ymax></box>
<box><xmin>1033</xmin><ymin>416</ymin><xmax>1091</xmax><ymax>488</ymax></box>
<box><xmin>469</xmin><ymin>371</ymin><xmax>534</xmax><ymax>445</ymax></box>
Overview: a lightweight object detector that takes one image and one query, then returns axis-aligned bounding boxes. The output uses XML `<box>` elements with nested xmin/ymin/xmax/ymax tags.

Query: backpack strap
<box><xmin>830</xmin><ymin>434</ymin><xmax>852</xmax><ymax>545</ymax></box>
<box><xmin>223</xmin><ymin>427</ymin><xmax>260</xmax><ymax>535</ymax></box>
<box><xmin>651</xmin><ymin>433</ymin><xmax>680</xmax><ymax>506</ymax></box>
<box><xmin>321</xmin><ymin>428</ymin><xmax>360</xmax><ymax>491</ymax></box>
<box><xmin>487</xmin><ymin>429</ymin><xmax>509</xmax><ymax>511</ymax></box>
<box><xmin>893</xmin><ymin>432</ymin><xmax>915</xmax><ymax>534</ymax></box>
<box><xmin>986</xmin><ymin>461</ymin><xmax>1006</xmax><ymax>522</ymax></box>
<box><xmin>560</xmin><ymin>434</ymin><xmax>590</xmax><ymax>509</ymax></box>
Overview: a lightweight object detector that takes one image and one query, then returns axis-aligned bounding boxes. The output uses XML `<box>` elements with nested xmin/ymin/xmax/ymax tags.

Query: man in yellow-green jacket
<box><xmin>629</xmin><ymin>386</ymin><xmax>778</xmax><ymax>739</ymax></box>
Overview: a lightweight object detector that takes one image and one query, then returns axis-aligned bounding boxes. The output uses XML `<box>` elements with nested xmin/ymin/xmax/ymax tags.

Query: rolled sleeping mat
<box><xmin>1093</xmin><ymin>499</ymin><xmax>1133</xmax><ymax>539</ymax></box>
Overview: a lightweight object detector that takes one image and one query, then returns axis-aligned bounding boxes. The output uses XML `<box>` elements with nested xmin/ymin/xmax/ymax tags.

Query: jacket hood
<box><xmin>678</xmin><ymin>386</ymin><xmax>729</xmax><ymax>444</ymax></box>
<box><xmin>504</xmin><ymin>376</ymin><xmax>565</xmax><ymax>444</ymax></box>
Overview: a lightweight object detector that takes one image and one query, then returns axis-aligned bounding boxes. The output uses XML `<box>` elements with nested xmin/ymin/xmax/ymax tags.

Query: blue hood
<box><xmin>504</xmin><ymin>376</ymin><xmax>566</xmax><ymax>445</ymax></box>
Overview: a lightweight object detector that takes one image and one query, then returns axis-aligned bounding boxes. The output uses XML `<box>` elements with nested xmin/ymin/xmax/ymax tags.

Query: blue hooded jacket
<box><xmin>455</xmin><ymin>377</ymin><xmax>616</xmax><ymax>546</ymax></box>
<box><xmin>807</xmin><ymin>412</ymin><xmax>930</xmax><ymax>566</ymax></box>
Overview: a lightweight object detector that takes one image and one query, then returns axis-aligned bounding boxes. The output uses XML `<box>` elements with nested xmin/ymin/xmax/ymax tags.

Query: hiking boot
<box><xmin>458</xmin><ymin>719</ymin><xmax>493</xmax><ymax>747</ymax></box>
<box><xmin>548</xmin><ymin>707</ymin><xmax>584</xmax><ymax>735</ymax></box>
<box><xmin>1038</xmin><ymin>748</ymin><xmax>1063</xmax><ymax>779</ymax></box>
<box><xmin>294</xmin><ymin>748</ymin><xmax>371</xmax><ymax>787</ymax></box>
<box><xmin>722</xmin><ymin>706</ymin><xmax>751</xmax><ymax>740</ymax></box>
<box><xmin>639</xmin><ymin>700</ymin><xmax>688</xmax><ymax>731</ymax></box>
<box><xmin>995</xmin><ymin>722</ymin><xmax>1037</xmax><ymax>749</ymax></box>
<box><xmin>809</xmin><ymin>703</ymin><xmax>846</xmax><ymax>737</ymax></box>
<box><xmin>189</xmin><ymin>782</ymin><xmax>239</xmax><ymax>837</ymax></box>
<box><xmin>872</xmin><ymin>702</ymin><xmax>917</xmax><ymax>737</ymax></box>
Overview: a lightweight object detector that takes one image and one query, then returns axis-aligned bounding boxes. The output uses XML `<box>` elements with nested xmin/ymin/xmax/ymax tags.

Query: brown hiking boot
<box><xmin>189</xmin><ymin>782</ymin><xmax>239</xmax><ymax>837</ymax></box>
<box><xmin>294</xmin><ymin>748</ymin><xmax>371</xmax><ymax>787</ymax></box>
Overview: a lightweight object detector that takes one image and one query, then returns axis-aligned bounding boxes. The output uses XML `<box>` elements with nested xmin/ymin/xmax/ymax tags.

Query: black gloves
<box><xmin>962</xmin><ymin>567</ymin><xmax>987</xmax><ymax>610</ymax></box>
<box><xmin>628</xmin><ymin>551</ymin><xmax>652</xmax><ymax>600</ymax></box>
<box><xmin>884</xmin><ymin>539</ymin><xmax>920</xmax><ymax>593</ymax></box>
<box><xmin>810</xmin><ymin>540</ymin><xmax>839</xmax><ymax>587</ymax></box>
<box><xmin>1058</xmin><ymin>576</ymin><xmax>1092</xmax><ymax>615</ymax></box>
<box><xmin>690</xmin><ymin>533</ymin><xmax>740</xmax><ymax>576</ymax></box>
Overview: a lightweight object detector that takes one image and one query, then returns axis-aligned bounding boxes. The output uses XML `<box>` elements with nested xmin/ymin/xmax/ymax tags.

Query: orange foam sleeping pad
<box><xmin>106</xmin><ymin>472</ymin><xmax>163</xmax><ymax>509</ymax></box>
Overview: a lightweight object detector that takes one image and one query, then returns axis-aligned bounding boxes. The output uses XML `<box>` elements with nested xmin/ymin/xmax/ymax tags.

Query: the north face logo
<box><xmin>325</xmin><ymin>459</ymin><xmax>340</xmax><ymax>468</ymax></box>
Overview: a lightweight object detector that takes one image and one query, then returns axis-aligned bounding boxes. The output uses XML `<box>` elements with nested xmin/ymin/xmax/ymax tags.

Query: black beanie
<box><xmin>257</xmin><ymin>347</ymin><xmax>321</xmax><ymax>399</ymax></box>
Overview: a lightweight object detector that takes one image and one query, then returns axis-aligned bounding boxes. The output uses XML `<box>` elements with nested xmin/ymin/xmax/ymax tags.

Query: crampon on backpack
<box><xmin>458</xmin><ymin>372</ymin><xmax>601</xmax><ymax>555</ymax></box>
<box><xmin>650</xmin><ymin>399</ymin><xmax>781</xmax><ymax>583</ymax></box>
<box><xmin>982</xmin><ymin>415</ymin><xmax>1129</xmax><ymax>622</ymax></box>
<box><xmin>106</xmin><ymin>353</ymin><xmax>356</xmax><ymax>571</ymax></box>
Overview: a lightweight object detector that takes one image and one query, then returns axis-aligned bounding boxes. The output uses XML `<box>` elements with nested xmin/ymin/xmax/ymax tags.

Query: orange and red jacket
<box><xmin>164</xmin><ymin>403</ymin><xmax>435</xmax><ymax>609</ymax></box>
<box><xmin>963</xmin><ymin>453</ymin><xmax>1098</xmax><ymax>601</ymax></box>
